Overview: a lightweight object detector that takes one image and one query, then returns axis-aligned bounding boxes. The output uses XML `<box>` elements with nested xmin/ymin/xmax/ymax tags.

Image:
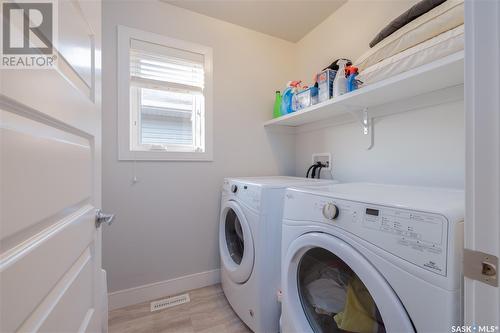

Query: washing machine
<box><xmin>280</xmin><ymin>183</ymin><xmax>464</xmax><ymax>333</ymax></box>
<box><xmin>219</xmin><ymin>176</ymin><xmax>336</xmax><ymax>333</ymax></box>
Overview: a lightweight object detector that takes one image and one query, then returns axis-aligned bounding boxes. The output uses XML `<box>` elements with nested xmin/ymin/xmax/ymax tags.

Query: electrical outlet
<box><xmin>312</xmin><ymin>153</ymin><xmax>331</xmax><ymax>170</ymax></box>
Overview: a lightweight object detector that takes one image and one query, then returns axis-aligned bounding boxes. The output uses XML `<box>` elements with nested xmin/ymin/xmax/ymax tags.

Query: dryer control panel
<box><xmin>285</xmin><ymin>191</ymin><xmax>450</xmax><ymax>276</ymax></box>
<box><xmin>223</xmin><ymin>179</ymin><xmax>261</xmax><ymax>211</ymax></box>
<box><xmin>360</xmin><ymin>204</ymin><xmax>447</xmax><ymax>274</ymax></box>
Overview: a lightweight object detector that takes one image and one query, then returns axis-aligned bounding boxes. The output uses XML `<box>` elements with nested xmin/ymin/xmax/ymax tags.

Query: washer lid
<box><xmin>283</xmin><ymin>232</ymin><xmax>414</xmax><ymax>333</ymax></box>
<box><xmin>219</xmin><ymin>200</ymin><xmax>254</xmax><ymax>284</ymax></box>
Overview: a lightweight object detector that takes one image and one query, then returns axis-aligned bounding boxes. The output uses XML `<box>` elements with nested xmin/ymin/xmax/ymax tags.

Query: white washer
<box><xmin>219</xmin><ymin>177</ymin><xmax>336</xmax><ymax>333</ymax></box>
<box><xmin>281</xmin><ymin>183</ymin><xmax>464</xmax><ymax>333</ymax></box>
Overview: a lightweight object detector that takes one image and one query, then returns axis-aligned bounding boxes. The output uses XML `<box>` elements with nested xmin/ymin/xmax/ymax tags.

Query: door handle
<box><xmin>95</xmin><ymin>209</ymin><xmax>114</xmax><ymax>228</ymax></box>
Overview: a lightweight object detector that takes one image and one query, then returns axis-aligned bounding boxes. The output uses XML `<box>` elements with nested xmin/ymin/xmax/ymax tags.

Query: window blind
<box><xmin>129</xmin><ymin>38</ymin><xmax>205</xmax><ymax>150</ymax></box>
<box><xmin>130</xmin><ymin>38</ymin><xmax>204</xmax><ymax>92</ymax></box>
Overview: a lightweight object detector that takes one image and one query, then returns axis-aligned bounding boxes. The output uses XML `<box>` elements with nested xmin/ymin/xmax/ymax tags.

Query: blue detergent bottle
<box><xmin>281</xmin><ymin>87</ymin><xmax>294</xmax><ymax>115</ymax></box>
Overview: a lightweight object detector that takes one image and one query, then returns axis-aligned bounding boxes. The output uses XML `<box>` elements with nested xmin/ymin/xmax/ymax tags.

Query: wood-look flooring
<box><xmin>109</xmin><ymin>284</ymin><xmax>252</xmax><ymax>333</ymax></box>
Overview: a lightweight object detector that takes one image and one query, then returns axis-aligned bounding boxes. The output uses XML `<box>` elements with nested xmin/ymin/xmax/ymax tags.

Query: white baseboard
<box><xmin>108</xmin><ymin>269</ymin><xmax>221</xmax><ymax>310</ymax></box>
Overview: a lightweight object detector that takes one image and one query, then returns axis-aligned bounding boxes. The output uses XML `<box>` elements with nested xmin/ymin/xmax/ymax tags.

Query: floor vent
<box><xmin>150</xmin><ymin>293</ymin><xmax>190</xmax><ymax>312</ymax></box>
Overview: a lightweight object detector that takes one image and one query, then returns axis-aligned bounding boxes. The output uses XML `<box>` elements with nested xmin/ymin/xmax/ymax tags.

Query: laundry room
<box><xmin>0</xmin><ymin>0</ymin><xmax>498</xmax><ymax>333</ymax></box>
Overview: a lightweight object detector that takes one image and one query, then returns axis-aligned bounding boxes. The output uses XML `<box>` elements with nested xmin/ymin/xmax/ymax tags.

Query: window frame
<box><xmin>117</xmin><ymin>25</ymin><xmax>213</xmax><ymax>161</ymax></box>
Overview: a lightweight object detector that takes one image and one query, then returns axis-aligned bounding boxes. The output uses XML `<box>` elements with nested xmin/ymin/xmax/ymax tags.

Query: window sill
<box><xmin>118</xmin><ymin>149</ymin><xmax>213</xmax><ymax>161</ymax></box>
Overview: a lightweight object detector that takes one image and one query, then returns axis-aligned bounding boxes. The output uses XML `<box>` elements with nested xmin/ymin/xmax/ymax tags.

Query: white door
<box><xmin>219</xmin><ymin>200</ymin><xmax>255</xmax><ymax>284</ymax></box>
<box><xmin>282</xmin><ymin>233</ymin><xmax>414</xmax><ymax>333</ymax></box>
<box><xmin>464</xmin><ymin>0</ymin><xmax>500</xmax><ymax>327</ymax></box>
<box><xmin>0</xmin><ymin>1</ymin><xmax>108</xmax><ymax>332</ymax></box>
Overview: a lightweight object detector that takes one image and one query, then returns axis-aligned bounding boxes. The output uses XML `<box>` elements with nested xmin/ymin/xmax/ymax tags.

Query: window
<box><xmin>117</xmin><ymin>26</ymin><xmax>213</xmax><ymax>160</ymax></box>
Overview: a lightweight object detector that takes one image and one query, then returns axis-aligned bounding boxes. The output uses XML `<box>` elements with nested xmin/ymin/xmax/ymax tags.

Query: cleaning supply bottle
<box><xmin>346</xmin><ymin>66</ymin><xmax>359</xmax><ymax>92</ymax></box>
<box><xmin>281</xmin><ymin>87</ymin><xmax>295</xmax><ymax>115</ymax></box>
<box><xmin>280</xmin><ymin>81</ymin><xmax>302</xmax><ymax>115</ymax></box>
<box><xmin>332</xmin><ymin>59</ymin><xmax>349</xmax><ymax>98</ymax></box>
<box><xmin>273</xmin><ymin>91</ymin><xmax>282</xmax><ymax>118</ymax></box>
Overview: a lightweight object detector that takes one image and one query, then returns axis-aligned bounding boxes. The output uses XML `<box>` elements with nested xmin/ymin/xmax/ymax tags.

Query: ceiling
<box><xmin>164</xmin><ymin>0</ymin><xmax>347</xmax><ymax>42</ymax></box>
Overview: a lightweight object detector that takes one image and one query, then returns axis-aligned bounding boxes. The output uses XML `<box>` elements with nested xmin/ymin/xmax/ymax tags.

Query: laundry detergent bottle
<box><xmin>273</xmin><ymin>91</ymin><xmax>282</xmax><ymax>118</ymax></box>
<box><xmin>280</xmin><ymin>87</ymin><xmax>294</xmax><ymax>115</ymax></box>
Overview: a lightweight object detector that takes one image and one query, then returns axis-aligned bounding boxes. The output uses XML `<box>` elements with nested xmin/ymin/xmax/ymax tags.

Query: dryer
<box><xmin>280</xmin><ymin>183</ymin><xmax>464</xmax><ymax>333</ymax></box>
<box><xmin>219</xmin><ymin>177</ymin><xmax>335</xmax><ymax>333</ymax></box>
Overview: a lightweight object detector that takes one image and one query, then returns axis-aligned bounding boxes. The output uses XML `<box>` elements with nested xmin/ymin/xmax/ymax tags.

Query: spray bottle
<box><xmin>346</xmin><ymin>66</ymin><xmax>360</xmax><ymax>92</ymax></box>
<box><xmin>280</xmin><ymin>81</ymin><xmax>301</xmax><ymax>115</ymax></box>
<box><xmin>332</xmin><ymin>59</ymin><xmax>349</xmax><ymax>98</ymax></box>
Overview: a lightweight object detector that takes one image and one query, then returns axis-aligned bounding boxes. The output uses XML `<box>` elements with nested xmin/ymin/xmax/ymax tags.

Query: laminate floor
<box><xmin>109</xmin><ymin>284</ymin><xmax>252</xmax><ymax>333</ymax></box>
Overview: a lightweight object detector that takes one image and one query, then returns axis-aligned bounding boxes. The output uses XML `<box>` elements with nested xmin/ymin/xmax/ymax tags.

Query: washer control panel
<box><xmin>285</xmin><ymin>192</ymin><xmax>449</xmax><ymax>276</ymax></box>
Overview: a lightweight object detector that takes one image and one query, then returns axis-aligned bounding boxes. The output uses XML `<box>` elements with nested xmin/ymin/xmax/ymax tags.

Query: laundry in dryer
<box><xmin>305</xmin><ymin>278</ymin><xmax>346</xmax><ymax>315</ymax></box>
<box><xmin>302</xmin><ymin>260</ymin><xmax>350</xmax><ymax>315</ymax></box>
<box><xmin>334</xmin><ymin>275</ymin><xmax>385</xmax><ymax>333</ymax></box>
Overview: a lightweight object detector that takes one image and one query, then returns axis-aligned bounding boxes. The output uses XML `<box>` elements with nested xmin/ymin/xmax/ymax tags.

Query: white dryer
<box><xmin>281</xmin><ymin>183</ymin><xmax>464</xmax><ymax>333</ymax></box>
<box><xmin>219</xmin><ymin>177</ymin><xmax>335</xmax><ymax>333</ymax></box>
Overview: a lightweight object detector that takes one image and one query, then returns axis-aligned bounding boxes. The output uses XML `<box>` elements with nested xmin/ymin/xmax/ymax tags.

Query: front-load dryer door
<box><xmin>219</xmin><ymin>200</ymin><xmax>254</xmax><ymax>284</ymax></box>
<box><xmin>283</xmin><ymin>233</ymin><xmax>414</xmax><ymax>333</ymax></box>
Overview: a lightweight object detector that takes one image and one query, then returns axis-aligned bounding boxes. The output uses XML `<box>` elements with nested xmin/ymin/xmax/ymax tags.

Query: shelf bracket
<box><xmin>362</xmin><ymin>108</ymin><xmax>370</xmax><ymax>135</ymax></box>
<box><xmin>362</xmin><ymin>108</ymin><xmax>374</xmax><ymax>150</ymax></box>
<box><xmin>343</xmin><ymin>105</ymin><xmax>374</xmax><ymax>150</ymax></box>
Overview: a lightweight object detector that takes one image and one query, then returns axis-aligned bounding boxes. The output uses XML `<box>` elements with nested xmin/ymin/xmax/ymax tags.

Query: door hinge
<box><xmin>464</xmin><ymin>249</ymin><xmax>498</xmax><ymax>287</ymax></box>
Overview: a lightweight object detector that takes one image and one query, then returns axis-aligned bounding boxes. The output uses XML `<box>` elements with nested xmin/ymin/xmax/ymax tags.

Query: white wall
<box><xmin>292</xmin><ymin>0</ymin><xmax>465</xmax><ymax>189</ymax></box>
<box><xmin>102</xmin><ymin>0</ymin><xmax>296</xmax><ymax>293</ymax></box>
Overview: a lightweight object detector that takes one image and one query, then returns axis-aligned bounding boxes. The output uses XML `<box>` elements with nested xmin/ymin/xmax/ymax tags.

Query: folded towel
<box><xmin>355</xmin><ymin>0</ymin><xmax>464</xmax><ymax>71</ymax></box>
<box><xmin>370</xmin><ymin>0</ymin><xmax>447</xmax><ymax>48</ymax></box>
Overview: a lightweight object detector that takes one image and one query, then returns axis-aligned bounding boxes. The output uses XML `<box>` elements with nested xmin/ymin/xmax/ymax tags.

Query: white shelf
<box><xmin>264</xmin><ymin>51</ymin><xmax>464</xmax><ymax>128</ymax></box>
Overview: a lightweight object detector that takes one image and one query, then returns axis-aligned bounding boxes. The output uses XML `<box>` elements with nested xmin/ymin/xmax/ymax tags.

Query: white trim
<box><xmin>117</xmin><ymin>25</ymin><xmax>214</xmax><ymax>161</ymax></box>
<box><xmin>108</xmin><ymin>269</ymin><xmax>220</xmax><ymax>310</ymax></box>
<box><xmin>464</xmin><ymin>0</ymin><xmax>500</xmax><ymax>325</ymax></box>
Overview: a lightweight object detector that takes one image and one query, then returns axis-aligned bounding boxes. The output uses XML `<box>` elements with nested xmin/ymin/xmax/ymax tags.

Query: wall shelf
<box><xmin>264</xmin><ymin>51</ymin><xmax>464</xmax><ymax>129</ymax></box>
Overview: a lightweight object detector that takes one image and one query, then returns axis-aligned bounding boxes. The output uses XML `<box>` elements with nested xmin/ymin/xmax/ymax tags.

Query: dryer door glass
<box><xmin>225</xmin><ymin>208</ymin><xmax>244</xmax><ymax>265</ymax></box>
<box><xmin>297</xmin><ymin>247</ymin><xmax>386</xmax><ymax>333</ymax></box>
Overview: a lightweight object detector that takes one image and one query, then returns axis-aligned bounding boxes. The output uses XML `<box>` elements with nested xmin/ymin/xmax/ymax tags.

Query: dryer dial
<box><xmin>322</xmin><ymin>203</ymin><xmax>339</xmax><ymax>220</ymax></box>
<box><xmin>231</xmin><ymin>184</ymin><xmax>238</xmax><ymax>193</ymax></box>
